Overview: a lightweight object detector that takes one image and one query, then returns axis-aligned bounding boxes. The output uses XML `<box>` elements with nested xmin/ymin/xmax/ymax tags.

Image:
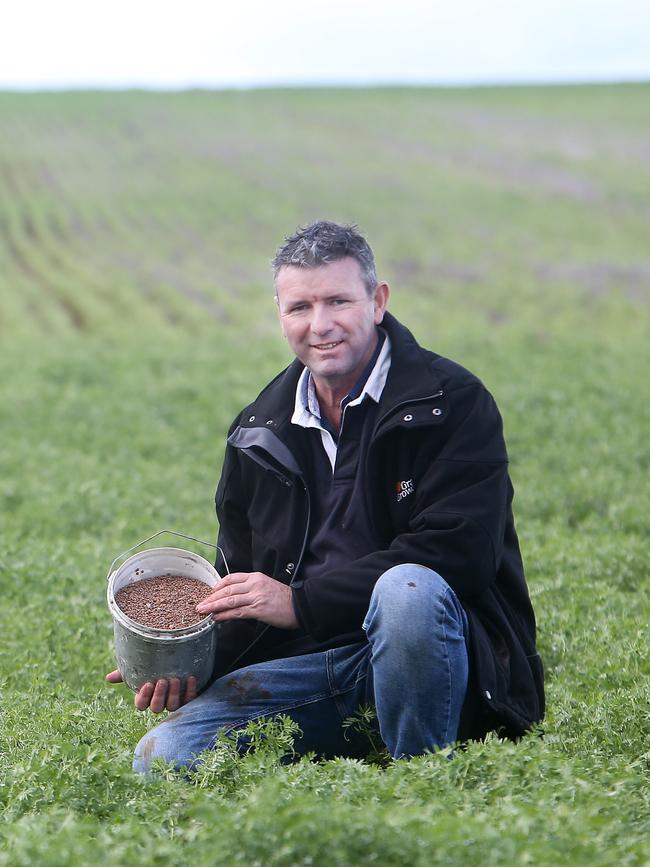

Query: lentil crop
<box><xmin>1</xmin><ymin>85</ymin><xmax>649</xmax><ymax>867</ymax></box>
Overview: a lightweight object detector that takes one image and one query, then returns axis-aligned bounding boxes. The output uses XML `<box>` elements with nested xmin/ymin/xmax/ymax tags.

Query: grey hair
<box><xmin>272</xmin><ymin>220</ymin><xmax>378</xmax><ymax>295</ymax></box>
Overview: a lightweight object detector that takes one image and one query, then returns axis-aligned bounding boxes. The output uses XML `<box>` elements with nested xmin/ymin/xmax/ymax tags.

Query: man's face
<box><xmin>276</xmin><ymin>257</ymin><xmax>390</xmax><ymax>399</ymax></box>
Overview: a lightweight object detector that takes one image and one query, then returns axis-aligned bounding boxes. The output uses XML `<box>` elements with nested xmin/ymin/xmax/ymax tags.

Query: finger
<box><xmin>211</xmin><ymin>606</ymin><xmax>250</xmax><ymax>622</ymax></box>
<box><xmin>222</xmin><ymin>572</ymin><xmax>250</xmax><ymax>583</ymax></box>
<box><xmin>198</xmin><ymin>590</ymin><xmax>254</xmax><ymax>616</ymax></box>
<box><xmin>149</xmin><ymin>679</ymin><xmax>169</xmax><ymax>714</ymax></box>
<box><xmin>212</xmin><ymin>572</ymin><xmax>249</xmax><ymax>591</ymax></box>
<box><xmin>166</xmin><ymin>677</ymin><xmax>181</xmax><ymax>712</ymax></box>
<box><xmin>135</xmin><ymin>681</ymin><xmax>155</xmax><ymax>711</ymax></box>
<box><xmin>105</xmin><ymin>670</ymin><xmax>123</xmax><ymax>683</ymax></box>
<box><xmin>184</xmin><ymin>675</ymin><xmax>198</xmax><ymax>705</ymax></box>
<box><xmin>197</xmin><ymin>589</ymin><xmax>247</xmax><ymax>613</ymax></box>
<box><xmin>197</xmin><ymin>578</ymin><xmax>249</xmax><ymax>609</ymax></box>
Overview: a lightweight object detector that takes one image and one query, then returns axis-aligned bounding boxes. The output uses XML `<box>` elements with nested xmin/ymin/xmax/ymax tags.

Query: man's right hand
<box><xmin>105</xmin><ymin>670</ymin><xmax>198</xmax><ymax>713</ymax></box>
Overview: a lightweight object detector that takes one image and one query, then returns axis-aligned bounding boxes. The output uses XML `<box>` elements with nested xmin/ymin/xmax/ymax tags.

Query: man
<box><xmin>108</xmin><ymin>221</ymin><xmax>544</xmax><ymax>771</ymax></box>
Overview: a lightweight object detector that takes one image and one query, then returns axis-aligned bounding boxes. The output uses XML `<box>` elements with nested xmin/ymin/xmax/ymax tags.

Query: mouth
<box><xmin>312</xmin><ymin>341</ymin><xmax>342</xmax><ymax>351</ymax></box>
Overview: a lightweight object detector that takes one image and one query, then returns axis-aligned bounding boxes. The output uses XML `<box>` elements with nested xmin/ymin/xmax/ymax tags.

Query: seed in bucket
<box><xmin>115</xmin><ymin>575</ymin><xmax>212</xmax><ymax>629</ymax></box>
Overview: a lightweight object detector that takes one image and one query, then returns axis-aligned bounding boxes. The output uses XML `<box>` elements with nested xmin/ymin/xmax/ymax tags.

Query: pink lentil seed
<box><xmin>115</xmin><ymin>574</ymin><xmax>212</xmax><ymax>629</ymax></box>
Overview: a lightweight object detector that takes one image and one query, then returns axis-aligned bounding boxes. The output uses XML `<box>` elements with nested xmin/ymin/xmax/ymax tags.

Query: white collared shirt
<box><xmin>291</xmin><ymin>331</ymin><xmax>392</xmax><ymax>471</ymax></box>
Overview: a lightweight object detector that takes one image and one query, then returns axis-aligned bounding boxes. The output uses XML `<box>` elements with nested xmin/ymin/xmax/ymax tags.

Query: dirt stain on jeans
<box><xmin>224</xmin><ymin>671</ymin><xmax>272</xmax><ymax>706</ymax></box>
<box><xmin>143</xmin><ymin>736</ymin><xmax>157</xmax><ymax>761</ymax></box>
<box><xmin>407</xmin><ymin>581</ymin><xmax>417</xmax><ymax>587</ymax></box>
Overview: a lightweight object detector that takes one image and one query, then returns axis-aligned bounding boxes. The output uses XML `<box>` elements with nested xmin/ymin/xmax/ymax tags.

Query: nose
<box><xmin>310</xmin><ymin>303</ymin><xmax>334</xmax><ymax>337</ymax></box>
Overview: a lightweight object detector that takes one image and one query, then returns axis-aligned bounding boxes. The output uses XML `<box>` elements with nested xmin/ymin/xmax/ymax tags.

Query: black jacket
<box><xmin>215</xmin><ymin>312</ymin><xmax>544</xmax><ymax>739</ymax></box>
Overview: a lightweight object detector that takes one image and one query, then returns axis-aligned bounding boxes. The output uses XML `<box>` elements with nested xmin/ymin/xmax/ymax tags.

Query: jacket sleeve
<box><xmin>291</xmin><ymin>382</ymin><xmax>512</xmax><ymax>641</ymax></box>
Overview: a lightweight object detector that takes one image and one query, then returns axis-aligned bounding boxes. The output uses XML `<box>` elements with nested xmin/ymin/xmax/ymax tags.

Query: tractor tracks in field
<box><xmin>0</xmin><ymin>152</ymin><xmax>230</xmax><ymax>335</ymax></box>
<box><xmin>118</xmin><ymin>256</ymin><xmax>230</xmax><ymax>323</ymax></box>
<box><xmin>0</xmin><ymin>157</ymin><xmax>89</xmax><ymax>331</ymax></box>
<box><xmin>4</xmin><ymin>218</ymin><xmax>86</xmax><ymax>329</ymax></box>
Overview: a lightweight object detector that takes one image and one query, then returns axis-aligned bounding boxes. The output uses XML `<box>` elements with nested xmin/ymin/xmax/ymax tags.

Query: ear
<box><xmin>274</xmin><ymin>293</ymin><xmax>286</xmax><ymax>336</ymax></box>
<box><xmin>372</xmin><ymin>282</ymin><xmax>390</xmax><ymax>325</ymax></box>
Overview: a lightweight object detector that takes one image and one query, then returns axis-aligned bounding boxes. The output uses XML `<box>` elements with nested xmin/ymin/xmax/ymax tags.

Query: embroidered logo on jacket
<box><xmin>396</xmin><ymin>479</ymin><xmax>414</xmax><ymax>502</ymax></box>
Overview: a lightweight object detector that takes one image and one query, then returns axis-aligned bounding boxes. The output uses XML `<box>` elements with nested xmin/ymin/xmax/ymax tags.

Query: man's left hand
<box><xmin>105</xmin><ymin>670</ymin><xmax>198</xmax><ymax>713</ymax></box>
<box><xmin>196</xmin><ymin>572</ymin><xmax>299</xmax><ymax>629</ymax></box>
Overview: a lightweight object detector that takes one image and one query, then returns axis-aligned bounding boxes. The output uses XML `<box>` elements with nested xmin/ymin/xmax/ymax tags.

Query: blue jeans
<box><xmin>133</xmin><ymin>564</ymin><xmax>469</xmax><ymax>772</ymax></box>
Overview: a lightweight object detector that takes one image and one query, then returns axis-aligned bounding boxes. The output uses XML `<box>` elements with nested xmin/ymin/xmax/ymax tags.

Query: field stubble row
<box><xmin>1</xmin><ymin>87</ymin><xmax>650</xmax><ymax>341</ymax></box>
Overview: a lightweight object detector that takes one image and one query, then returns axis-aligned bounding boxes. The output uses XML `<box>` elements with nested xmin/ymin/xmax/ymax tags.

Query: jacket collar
<box><xmin>377</xmin><ymin>312</ymin><xmax>443</xmax><ymax>413</ymax></box>
<box><xmin>235</xmin><ymin>311</ymin><xmax>442</xmax><ymax>437</ymax></box>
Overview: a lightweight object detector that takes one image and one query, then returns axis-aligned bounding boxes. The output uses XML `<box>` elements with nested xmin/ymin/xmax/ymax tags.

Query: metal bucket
<box><xmin>106</xmin><ymin>531</ymin><xmax>222</xmax><ymax>693</ymax></box>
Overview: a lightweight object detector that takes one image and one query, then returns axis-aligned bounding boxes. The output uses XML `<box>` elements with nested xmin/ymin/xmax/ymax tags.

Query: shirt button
<box><xmin>432</xmin><ymin>408</ymin><xmax>442</xmax><ymax>416</ymax></box>
<box><xmin>485</xmin><ymin>690</ymin><xmax>492</xmax><ymax>700</ymax></box>
<box><xmin>403</xmin><ymin>413</ymin><xmax>413</xmax><ymax>422</ymax></box>
<box><xmin>248</xmin><ymin>415</ymin><xmax>256</xmax><ymax>422</ymax></box>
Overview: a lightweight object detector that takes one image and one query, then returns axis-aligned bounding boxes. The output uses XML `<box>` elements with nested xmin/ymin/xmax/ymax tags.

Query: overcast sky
<box><xmin>1</xmin><ymin>0</ymin><xmax>649</xmax><ymax>89</ymax></box>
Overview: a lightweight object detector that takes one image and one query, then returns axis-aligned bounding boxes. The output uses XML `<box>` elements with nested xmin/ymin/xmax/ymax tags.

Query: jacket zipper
<box><xmin>291</xmin><ymin>480</ymin><xmax>311</xmax><ymax>584</ymax></box>
<box><xmin>270</xmin><ymin>468</ymin><xmax>293</xmax><ymax>487</ymax></box>
<box><xmin>222</xmin><ymin>450</ymin><xmax>310</xmax><ymax>676</ymax></box>
<box><xmin>238</xmin><ymin>445</ymin><xmax>310</xmax><ymax>580</ymax></box>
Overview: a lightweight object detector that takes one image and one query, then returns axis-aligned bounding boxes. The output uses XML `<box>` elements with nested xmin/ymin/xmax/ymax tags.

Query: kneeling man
<box><xmin>108</xmin><ymin>220</ymin><xmax>544</xmax><ymax>770</ymax></box>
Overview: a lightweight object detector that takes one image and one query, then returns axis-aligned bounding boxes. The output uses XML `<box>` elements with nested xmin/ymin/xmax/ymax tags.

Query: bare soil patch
<box><xmin>537</xmin><ymin>261</ymin><xmax>650</xmax><ymax>302</ymax></box>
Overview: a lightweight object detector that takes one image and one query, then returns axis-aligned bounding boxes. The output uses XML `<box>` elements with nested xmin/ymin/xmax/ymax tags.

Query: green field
<box><xmin>1</xmin><ymin>85</ymin><xmax>649</xmax><ymax>865</ymax></box>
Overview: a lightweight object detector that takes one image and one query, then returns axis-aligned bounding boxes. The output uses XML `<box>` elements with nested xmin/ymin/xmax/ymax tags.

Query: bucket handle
<box><xmin>106</xmin><ymin>529</ymin><xmax>230</xmax><ymax>581</ymax></box>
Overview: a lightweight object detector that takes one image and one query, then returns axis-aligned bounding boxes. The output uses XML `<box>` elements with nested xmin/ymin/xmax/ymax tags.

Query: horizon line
<box><xmin>1</xmin><ymin>75</ymin><xmax>649</xmax><ymax>93</ymax></box>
